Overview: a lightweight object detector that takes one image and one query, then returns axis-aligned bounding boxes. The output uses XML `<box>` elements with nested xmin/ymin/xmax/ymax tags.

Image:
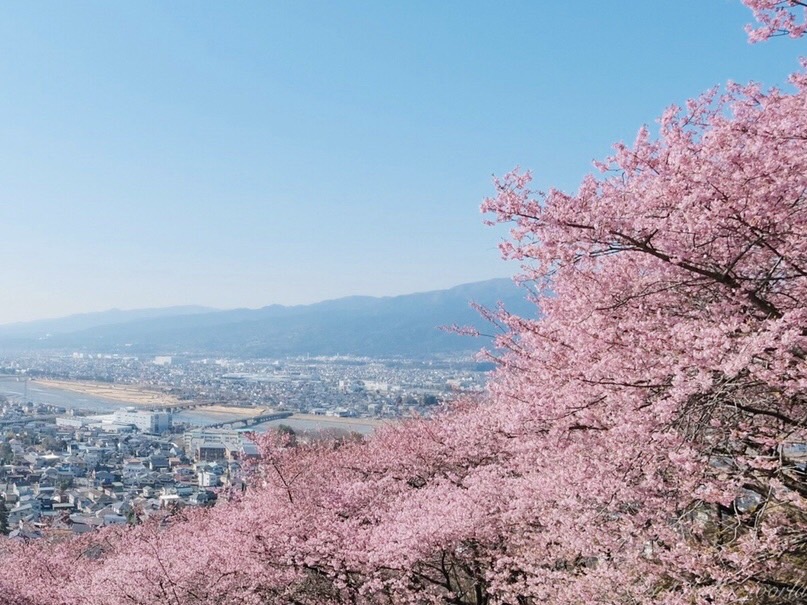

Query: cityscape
<box><xmin>0</xmin><ymin>352</ymin><xmax>489</xmax><ymax>540</ymax></box>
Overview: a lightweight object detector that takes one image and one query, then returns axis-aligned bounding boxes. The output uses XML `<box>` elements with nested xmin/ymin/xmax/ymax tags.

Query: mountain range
<box><xmin>0</xmin><ymin>279</ymin><xmax>536</xmax><ymax>358</ymax></box>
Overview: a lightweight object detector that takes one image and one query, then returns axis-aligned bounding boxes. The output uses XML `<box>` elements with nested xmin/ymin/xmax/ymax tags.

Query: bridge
<box><xmin>0</xmin><ymin>415</ymin><xmax>57</xmax><ymax>427</ymax></box>
<box><xmin>203</xmin><ymin>411</ymin><xmax>293</xmax><ymax>429</ymax></box>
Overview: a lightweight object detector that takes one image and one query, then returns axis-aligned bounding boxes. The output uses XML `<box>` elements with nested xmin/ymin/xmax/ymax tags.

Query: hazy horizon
<box><xmin>0</xmin><ymin>276</ymin><xmax>514</xmax><ymax>326</ymax></box>
<box><xmin>0</xmin><ymin>1</ymin><xmax>796</xmax><ymax>323</ymax></box>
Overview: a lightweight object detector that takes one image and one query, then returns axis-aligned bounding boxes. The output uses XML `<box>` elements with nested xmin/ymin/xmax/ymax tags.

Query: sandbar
<box><xmin>34</xmin><ymin>378</ymin><xmax>179</xmax><ymax>406</ymax></box>
<box><xmin>33</xmin><ymin>379</ymin><xmax>268</xmax><ymax>418</ymax></box>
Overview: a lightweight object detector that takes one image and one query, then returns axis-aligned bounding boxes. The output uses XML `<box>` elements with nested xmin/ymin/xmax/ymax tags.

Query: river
<box><xmin>0</xmin><ymin>377</ymin><xmax>379</xmax><ymax>434</ymax></box>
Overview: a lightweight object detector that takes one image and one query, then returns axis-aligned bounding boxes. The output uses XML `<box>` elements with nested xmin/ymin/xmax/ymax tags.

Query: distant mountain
<box><xmin>0</xmin><ymin>306</ymin><xmax>216</xmax><ymax>338</ymax></box>
<box><xmin>0</xmin><ymin>279</ymin><xmax>537</xmax><ymax>358</ymax></box>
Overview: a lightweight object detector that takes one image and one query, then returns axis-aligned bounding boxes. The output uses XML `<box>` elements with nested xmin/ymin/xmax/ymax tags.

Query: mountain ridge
<box><xmin>0</xmin><ymin>279</ymin><xmax>535</xmax><ymax>358</ymax></box>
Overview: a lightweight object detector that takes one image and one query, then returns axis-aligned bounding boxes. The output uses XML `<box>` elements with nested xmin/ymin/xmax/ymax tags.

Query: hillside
<box><xmin>0</xmin><ymin>279</ymin><xmax>534</xmax><ymax>357</ymax></box>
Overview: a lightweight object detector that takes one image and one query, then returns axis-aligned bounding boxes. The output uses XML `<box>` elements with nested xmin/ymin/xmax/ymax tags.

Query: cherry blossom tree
<box><xmin>478</xmin><ymin>68</ymin><xmax>807</xmax><ymax>601</ymax></box>
<box><xmin>743</xmin><ymin>0</ymin><xmax>807</xmax><ymax>41</ymax></box>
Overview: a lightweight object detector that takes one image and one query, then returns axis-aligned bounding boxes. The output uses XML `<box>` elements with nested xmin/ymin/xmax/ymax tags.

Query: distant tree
<box><xmin>0</xmin><ymin>442</ymin><xmax>13</xmax><ymax>465</ymax></box>
<box><xmin>421</xmin><ymin>394</ymin><xmax>439</xmax><ymax>406</ymax></box>
<box><xmin>273</xmin><ymin>423</ymin><xmax>298</xmax><ymax>447</ymax></box>
<box><xmin>275</xmin><ymin>423</ymin><xmax>296</xmax><ymax>437</ymax></box>
<box><xmin>0</xmin><ymin>496</ymin><xmax>9</xmax><ymax>536</ymax></box>
<box><xmin>126</xmin><ymin>506</ymin><xmax>142</xmax><ymax>527</ymax></box>
<box><xmin>40</xmin><ymin>436</ymin><xmax>66</xmax><ymax>453</ymax></box>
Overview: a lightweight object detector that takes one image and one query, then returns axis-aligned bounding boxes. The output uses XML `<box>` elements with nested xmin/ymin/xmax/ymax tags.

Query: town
<box><xmin>0</xmin><ymin>352</ymin><xmax>490</xmax><ymax>539</ymax></box>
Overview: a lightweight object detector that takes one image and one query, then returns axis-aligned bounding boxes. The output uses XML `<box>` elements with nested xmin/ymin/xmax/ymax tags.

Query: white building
<box><xmin>112</xmin><ymin>408</ymin><xmax>171</xmax><ymax>434</ymax></box>
<box><xmin>198</xmin><ymin>470</ymin><xmax>220</xmax><ymax>488</ymax></box>
<box><xmin>184</xmin><ymin>428</ymin><xmax>257</xmax><ymax>461</ymax></box>
<box><xmin>184</xmin><ymin>428</ymin><xmax>245</xmax><ymax>452</ymax></box>
<box><xmin>363</xmin><ymin>380</ymin><xmax>389</xmax><ymax>392</ymax></box>
<box><xmin>56</xmin><ymin>416</ymin><xmax>91</xmax><ymax>428</ymax></box>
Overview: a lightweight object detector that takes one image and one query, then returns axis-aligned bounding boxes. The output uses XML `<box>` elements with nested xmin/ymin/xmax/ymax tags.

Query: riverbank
<box><xmin>32</xmin><ymin>379</ymin><xmax>267</xmax><ymax>419</ymax></box>
<box><xmin>14</xmin><ymin>379</ymin><xmax>385</xmax><ymax>432</ymax></box>
<box><xmin>188</xmin><ymin>404</ymin><xmax>266</xmax><ymax>418</ymax></box>
<box><xmin>33</xmin><ymin>379</ymin><xmax>179</xmax><ymax>407</ymax></box>
<box><xmin>290</xmin><ymin>413</ymin><xmax>386</xmax><ymax>427</ymax></box>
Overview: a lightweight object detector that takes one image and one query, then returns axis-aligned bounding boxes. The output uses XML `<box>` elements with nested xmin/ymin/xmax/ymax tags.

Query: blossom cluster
<box><xmin>743</xmin><ymin>0</ymin><xmax>807</xmax><ymax>41</ymax></box>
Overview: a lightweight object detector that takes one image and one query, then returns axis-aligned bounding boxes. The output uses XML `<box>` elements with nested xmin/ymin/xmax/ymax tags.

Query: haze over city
<box><xmin>0</xmin><ymin>1</ymin><xmax>797</xmax><ymax>323</ymax></box>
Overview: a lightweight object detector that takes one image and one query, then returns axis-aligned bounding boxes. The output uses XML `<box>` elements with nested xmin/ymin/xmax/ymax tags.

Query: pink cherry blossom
<box><xmin>742</xmin><ymin>0</ymin><xmax>807</xmax><ymax>41</ymax></box>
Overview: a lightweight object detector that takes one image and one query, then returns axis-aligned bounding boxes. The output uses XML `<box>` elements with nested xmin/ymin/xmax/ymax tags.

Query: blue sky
<box><xmin>0</xmin><ymin>1</ymin><xmax>801</xmax><ymax>322</ymax></box>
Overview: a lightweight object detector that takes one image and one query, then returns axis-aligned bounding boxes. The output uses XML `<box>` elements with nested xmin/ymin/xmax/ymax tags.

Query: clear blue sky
<box><xmin>0</xmin><ymin>1</ymin><xmax>801</xmax><ymax>323</ymax></box>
